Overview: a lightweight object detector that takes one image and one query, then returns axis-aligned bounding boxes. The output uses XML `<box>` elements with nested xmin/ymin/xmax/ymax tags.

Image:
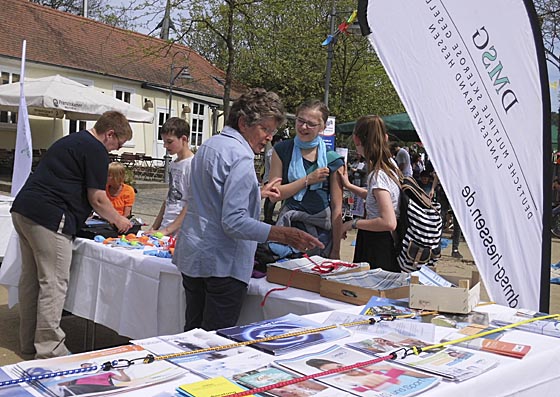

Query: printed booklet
<box><xmin>275</xmin><ymin>345</ymin><xmax>440</xmax><ymax>397</ymax></box>
<box><xmin>217</xmin><ymin>313</ymin><xmax>350</xmax><ymax>355</ymax></box>
<box><xmin>176</xmin><ymin>376</ymin><xmax>255</xmax><ymax>397</ymax></box>
<box><xmin>232</xmin><ymin>365</ymin><xmax>354</xmax><ymax>397</ymax></box>
<box><xmin>346</xmin><ymin>333</ymin><xmax>499</xmax><ymax>382</ymax></box>
<box><xmin>132</xmin><ymin>328</ymin><xmax>274</xmax><ymax>378</ymax></box>
<box><xmin>5</xmin><ymin>345</ymin><xmax>186</xmax><ymax>397</ymax></box>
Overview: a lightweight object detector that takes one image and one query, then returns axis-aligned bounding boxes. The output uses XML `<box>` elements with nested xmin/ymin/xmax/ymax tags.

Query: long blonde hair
<box><xmin>353</xmin><ymin>115</ymin><xmax>402</xmax><ymax>185</ymax></box>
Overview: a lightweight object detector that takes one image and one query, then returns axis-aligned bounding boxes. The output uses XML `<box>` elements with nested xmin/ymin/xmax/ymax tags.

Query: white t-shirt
<box><xmin>365</xmin><ymin>169</ymin><xmax>401</xmax><ymax>220</ymax></box>
<box><xmin>162</xmin><ymin>156</ymin><xmax>193</xmax><ymax>228</ymax></box>
<box><xmin>396</xmin><ymin>147</ymin><xmax>413</xmax><ymax>177</ymax></box>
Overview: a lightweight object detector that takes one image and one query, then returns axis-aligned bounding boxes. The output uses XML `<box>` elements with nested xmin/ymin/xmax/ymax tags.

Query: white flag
<box><xmin>11</xmin><ymin>40</ymin><xmax>32</xmax><ymax>197</ymax></box>
<box><xmin>362</xmin><ymin>1</ymin><xmax>549</xmax><ymax>310</ymax></box>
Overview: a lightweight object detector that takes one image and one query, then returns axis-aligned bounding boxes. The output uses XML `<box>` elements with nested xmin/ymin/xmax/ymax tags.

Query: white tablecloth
<box><xmin>0</xmin><ymin>237</ymin><xmax>352</xmax><ymax>339</ymax></box>
<box><xmin>4</xmin><ymin>304</ymin><xmax>560</xmax><ymax>397</ymax></box>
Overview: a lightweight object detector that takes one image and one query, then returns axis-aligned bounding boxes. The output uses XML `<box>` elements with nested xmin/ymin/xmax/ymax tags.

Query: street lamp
<box><xmin>322</xmin><ymin>3</ymin><xmax>358</xmax><ymax>108</ymax></box>
<box><xmin>324</xmin><ymin>0</ymin><xmax>336</xmax><ymax>108</ymax></box>
<box><xmin>164</xmin><ymin>50</ymin><xmax>191</xmax><ymax>182</ymax></box>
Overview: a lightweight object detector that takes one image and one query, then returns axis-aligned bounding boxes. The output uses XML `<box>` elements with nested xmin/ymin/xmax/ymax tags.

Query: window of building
<box><xmin>115</xmin><ymin>89</ymin><xmax>131</xmax><ymax>104</ymax></box>
<box><xmin>190</xmin><ymin>102</ymin><xmax>205</xmax><ymax>147</ymax></box>
<box><xmin>0</xmin><ymin>71</ymin><xmax>19</xmax><ymax>124</ymax></box>
<box><xmin>69</xmin><ymin>120</ymin><xmax>87</xmax><ymax>134</ymax></box>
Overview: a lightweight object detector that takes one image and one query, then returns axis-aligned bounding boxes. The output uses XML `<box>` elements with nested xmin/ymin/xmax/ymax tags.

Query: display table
<box><xmin>0</xmin><ymin>195</ymin><xmax>14</xmax><ymax>259</ymax></box>
<box><xmin>2</xmin><ymin>304</ymin><xmax>560</xmax><ymax>397</ymax></box>
<box><xmin>0</xmin><ymin>238</ymin><xmax>352</xmax><ymax>339</ymax></box>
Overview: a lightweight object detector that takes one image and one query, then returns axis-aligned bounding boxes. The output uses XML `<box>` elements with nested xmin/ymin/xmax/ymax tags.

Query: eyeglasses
<box><xmin>113</xmin><ymin>133</ymin><xmax>127</xmax><ymax>149</ymax></box>
<box><xmin>296</xmin><ymin>117</ymin><xmax>321</xmax><ymax>129</ymax></box>
<box><xmin>257</xmin><ymin>124</ymin><xmax>278</xmax><ymax>136</ymax></box>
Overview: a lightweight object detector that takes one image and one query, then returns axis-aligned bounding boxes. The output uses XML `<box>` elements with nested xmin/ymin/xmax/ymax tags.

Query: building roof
<box><xmin>0</xmin><ymin>0</ymin><xmax>244</xmax><ymax>100</ymax></box>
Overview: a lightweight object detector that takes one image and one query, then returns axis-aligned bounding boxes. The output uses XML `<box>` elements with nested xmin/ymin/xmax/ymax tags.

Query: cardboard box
<box><xmin>266</xmin><ymin>256</ymin><xmax>369</xmax><ymax>293</ymax></box>
<box><xmin>320</xmin><ymin>270</ymin><xmax>409</xmax><ymax>305</ymax></box>
<box><xmin>409</xmin><ymin>264</ymin><xmax>480</xmax><ymax>314</ymax></box>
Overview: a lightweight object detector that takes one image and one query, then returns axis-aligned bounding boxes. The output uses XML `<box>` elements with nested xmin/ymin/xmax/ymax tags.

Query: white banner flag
<box><xmin>362</xmin><ymin>1</ymin><xmax>549</xmax><ymax>310</ymax></box>
<box><xmin>11</xmin><ymin>40</ymin><xmax>32</xmax><ymax>197</ymax></box>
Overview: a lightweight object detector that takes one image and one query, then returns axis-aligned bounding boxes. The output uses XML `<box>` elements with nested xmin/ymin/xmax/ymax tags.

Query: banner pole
<box><xmin>524</xmin><ymin>0</ymin><xmax>552</xmax><ymax>312</ymax></box>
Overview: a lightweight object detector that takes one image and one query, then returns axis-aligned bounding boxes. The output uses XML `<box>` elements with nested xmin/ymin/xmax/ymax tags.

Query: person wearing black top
<box><xmin>11</xmin><ymin>111</ymin><xmax>133</xmax><ymax>359</ymax></box>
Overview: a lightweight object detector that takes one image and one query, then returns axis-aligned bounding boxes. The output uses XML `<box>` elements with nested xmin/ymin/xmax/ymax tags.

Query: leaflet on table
<box><xmin>360</xmin><ymin>296</ymin><xmax>415</xmax><ymax>317</ymax></box>
<box><xmin>490</xmin><ymin>309</ymin><xmax>560</xmax><ymax>338</ymax></box>
<box><xmin>324</xmin><ymin>312</ymin><xmax>436</xmax><ymax>343</ymax></box>
<box><xmin>359</xmin><ymin>297</ymin><xmax>489</xmax><ymax>330</ymax></box>
<box><xmin>232</xmin><ymin>365</ymin><xmax>355</xmax><ymax>397</ymax></box>
<box><xmin>411</xmin><ymin>266</ymin><xmax>456</xmax><ymax>287</ymax></box>
<box><xmin>217</xmin><ymin>313</ymin><xmax>350</xmax><ymax>355</ymax></box>
<box><xmin>440</xmin><ymin>324</ymin><xmax>531</xmax><ymax>359</ymax></box>
<box><xmin>269</xmin><ymin>255</ymin><xmax>369</xmax><ymax>274</ymax></box>
<box><xmin>132</xmin><ymin>328</ymin><xmax>274</xmax><ymax>378</ymax></box>
<box><xmin>0</xmin><ymin>368</ymin><xmax>35</xmax><ymax>397</ymax></box>
<box><xmin>275</xmin><ymin>344</ymin><xmax>440</xmax><ymax>397</ymax></box>
<box><xmin>5</xmin><ymin>345</ymin><xmax>186</xmax><ymax>397</ymax></box>
<box><xmin>176</xmin><ymin>376</ymin><xmax>256</xmax><ymax>397</ymax></box>
<box><xmin>346</xmin><ymin>333</ymin><xmax>499</xmax><ymax>382</ymax></box>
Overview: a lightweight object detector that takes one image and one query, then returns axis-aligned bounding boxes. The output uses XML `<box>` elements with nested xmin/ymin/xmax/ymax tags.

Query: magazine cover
<box><xmin>275</xmin><ymin>345</ymin><xmax>440</xmax><ymax>397</ymax></box>
<box><xmin>0</xmin><ymin>368</ymin><xmax>36</xmax><ymax>397</ymax></box>
<box><xmin>347</xmin><ymin>334</ymin><xmax>499</xmax><ymax>382</ymax></box>
<box><xmin>7</xmin><ymin>345</ymin><xmax>186</xmax><ymax>397</ymax></box>
<box><xmin>217</xmin><ymin>313</ymin><xmax>350</xmax><ymax>355</ymax></box>
<box><xmin>232</xmin><ymin>366</ymin><xmax>352</xmax><ymax>397</ymax></box>
<box><xmin>176</xmin><ymin>376</ymin><xmax>255</xmax><ymax>397</ymax></box>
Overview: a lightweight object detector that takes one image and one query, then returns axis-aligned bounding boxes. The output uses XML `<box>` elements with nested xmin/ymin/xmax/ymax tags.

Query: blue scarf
<box><xmin>288</xmin><ymin>136</ymin><xmax>327</xmax><ymax>201</ymax></box>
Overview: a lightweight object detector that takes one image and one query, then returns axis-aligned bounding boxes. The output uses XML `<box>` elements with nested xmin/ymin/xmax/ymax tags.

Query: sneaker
<box><xmin>452</xmin><ymin>250</ymin><xmax>463</xmax><ymax>259</ymax></box>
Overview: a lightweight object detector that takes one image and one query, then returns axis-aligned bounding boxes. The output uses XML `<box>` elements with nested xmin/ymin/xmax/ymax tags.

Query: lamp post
<box><xmin>324</xmin><ymin>0</ymin><xmax>336</xmax><ymax>108</ymax></box>
<box><xmin>164</xmin><ymin>51</ymin><xmax>190</xmax><ymax>183</ymax></box>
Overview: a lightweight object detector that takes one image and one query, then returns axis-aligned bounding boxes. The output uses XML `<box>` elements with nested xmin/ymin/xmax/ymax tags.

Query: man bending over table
<box><xmin>11</xmin><ymin>111</ymin><xmax>133</xmax><ymax>359</ymax></box>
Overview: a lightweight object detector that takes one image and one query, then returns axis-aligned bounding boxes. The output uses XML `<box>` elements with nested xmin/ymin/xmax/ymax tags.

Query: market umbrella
<box><xmin>335</xmin><ymin>112</ymin><xmax>420</xmax><ymax>142</ymax></box>
<box><xmin>0</xmin><ymin>74</ymin><xmax>153</xmax><ymax>122</ymax></box>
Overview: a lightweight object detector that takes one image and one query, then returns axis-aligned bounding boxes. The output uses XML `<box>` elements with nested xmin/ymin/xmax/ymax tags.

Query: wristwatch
<box><xmin>352</xmin><ymin>218</ymin><xmax>359</xmax><ymax>230</ymax></box>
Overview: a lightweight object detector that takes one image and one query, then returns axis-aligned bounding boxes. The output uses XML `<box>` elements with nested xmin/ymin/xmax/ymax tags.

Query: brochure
<box><xmin>359</xmin><ymin>297</ymin><xmax>415</xmax><ymax>318</ymax></box>
<box><xmin>491</xmin><ymin>309</ymin><xmax>560</xmax><ymax>338</ymax></box>
<box><xmin>232</xmin><ymin>366</ymin><xmax>352</xmax><ymax>397</ymax></box>
<box><xmin>6</xmin><ymin>345</ymin><xmax>186</xmax><ymax>397</ymax></box>
<box><xmin>323</xmin><ymin>312</ymin><xmax>436</xmax><ymax>344</ymax></box>
<box><xmin>132</xmin><ymin>328</ymin><xmax>274</xmax><ymax>378</ymax></box>
<box><xmin>347</xmin><ymin>333</ymin><xmax>499</xmax><ymax>382</ymax></box>
<box><xmin>217</xmin><ymin>313</ymin><xmax>350</xmax><ymax>355</ymax></box>
<box><xmin>176</xmin><ymin>376</ymin><xmax>255</xmax><ymax>397</ymax></box>
<box><xmin>275</xmin><ymin>345</ymin><xmax>440</xmax><ymax>396</ymax></box>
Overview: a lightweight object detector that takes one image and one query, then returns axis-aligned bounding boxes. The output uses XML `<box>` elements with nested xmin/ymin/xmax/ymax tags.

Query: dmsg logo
<box><xmin>472</xmin><ymin>27</ymin><xmax>519</xmax><ymax>114</ymax></box>
<box><xmin>53</xmin><ymin>98</ymin><xmax>59</xmax><ymax>107</ymax></box>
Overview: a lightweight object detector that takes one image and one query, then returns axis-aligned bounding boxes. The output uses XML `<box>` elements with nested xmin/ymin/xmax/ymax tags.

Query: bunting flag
<box><xmin>359</xmin><ymin>1</ymin><xmax>550</xmax><ymax>311</ymax></box>
<box><xmin>11</xmin><ymin>39</ymin><xmax>32</xmax><ymax>197</ymax></box>
<box><xmin>322</xmin><ymin>10</ymin><xmax>358</xmax><ymax>46</ymax></box>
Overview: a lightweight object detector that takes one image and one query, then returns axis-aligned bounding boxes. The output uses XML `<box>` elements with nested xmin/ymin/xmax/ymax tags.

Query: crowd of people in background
<box><xmin>10</xmin><ymin>88</ymin><xmax>465</xmax><ymax>360</ymax></box>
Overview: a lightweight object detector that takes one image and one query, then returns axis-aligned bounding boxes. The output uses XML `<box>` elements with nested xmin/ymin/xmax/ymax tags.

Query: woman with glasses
<box><xmin>268</xmin><ymin>99</ymin><xmax>345</xmax><ymax>259</ymax></box>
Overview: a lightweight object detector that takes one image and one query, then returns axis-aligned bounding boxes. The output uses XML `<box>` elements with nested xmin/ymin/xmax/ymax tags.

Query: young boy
<box><xmin>149</xmin><ymin>117</ymin><xmax>194</xmax><ymax>236</ymax></box>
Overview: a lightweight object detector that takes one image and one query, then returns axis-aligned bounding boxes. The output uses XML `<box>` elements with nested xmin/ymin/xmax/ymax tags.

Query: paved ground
<box><xmin>1</xmin><ymin>183</ymin><xmax>560</xmax><ymax>366</ymax></box>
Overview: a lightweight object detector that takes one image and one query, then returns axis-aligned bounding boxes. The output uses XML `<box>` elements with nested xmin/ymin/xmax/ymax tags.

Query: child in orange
<box><xmin>106</xmin><ymin>162</ymin><xmax>135</xmax><ymax>218</ymax></box>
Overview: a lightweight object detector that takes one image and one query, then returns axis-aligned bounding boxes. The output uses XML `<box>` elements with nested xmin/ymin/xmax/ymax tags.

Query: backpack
<box><xmin>395</xmin><ymin>176</ymin><xmax>443</xmax><ymax>272</ymax></box>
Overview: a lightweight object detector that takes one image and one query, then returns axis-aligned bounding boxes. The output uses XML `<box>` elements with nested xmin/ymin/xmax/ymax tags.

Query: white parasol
<box><xmin>0</xmin><ymin>74</ymin><xmax>154</xmax><ymax>122</ymax></box>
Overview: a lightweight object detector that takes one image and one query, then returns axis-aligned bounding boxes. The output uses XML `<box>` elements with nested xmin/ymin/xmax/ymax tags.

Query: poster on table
<box><xmin>360</xmin><ymin>0</ymin><xmax>550</xmax><ymax>310</ymax></box>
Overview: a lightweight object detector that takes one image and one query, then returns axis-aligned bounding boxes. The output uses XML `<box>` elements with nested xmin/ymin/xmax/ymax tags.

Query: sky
<box><xmin>549</xmin><ymin>59</ymin><xmax>560</xmax><ymax>111</ymax></box>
